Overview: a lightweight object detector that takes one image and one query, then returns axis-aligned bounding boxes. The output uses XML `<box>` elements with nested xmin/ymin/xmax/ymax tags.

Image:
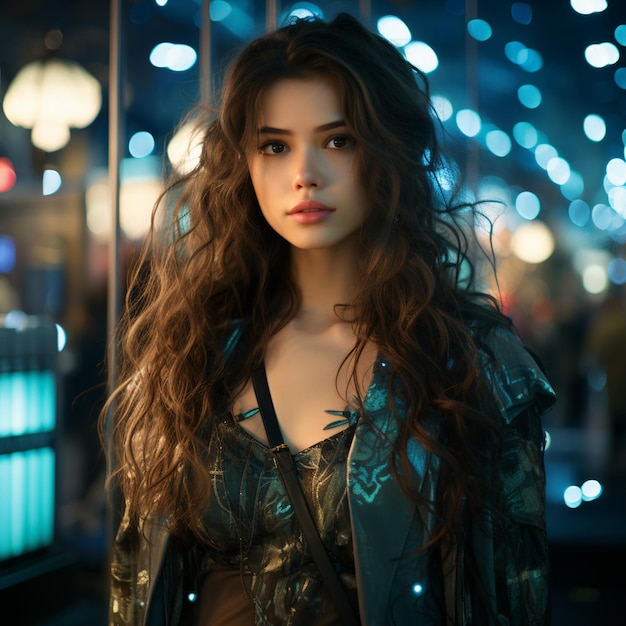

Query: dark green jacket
<box><xmin>108</xmin><ymin>327</ymin><xmax>555</xmax><ymax>625</ymax></box>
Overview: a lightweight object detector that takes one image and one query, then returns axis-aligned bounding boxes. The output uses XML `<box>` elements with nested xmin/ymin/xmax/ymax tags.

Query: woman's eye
<box><xmin>326</xmin><ymin>135</ymin><xmax>352</xmax><ymax>150</ymax></box>
<box><xmin>259</xmin><ymin>141</ymin><xmax>285</xmax><ymax>155</ymax></box>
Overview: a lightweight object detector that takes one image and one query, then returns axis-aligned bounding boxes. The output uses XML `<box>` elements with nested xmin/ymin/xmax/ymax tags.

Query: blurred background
<box><xmin>0</xmin><ymin>0</ymin><xmax>624</xmax><ymax>624</ymax></box>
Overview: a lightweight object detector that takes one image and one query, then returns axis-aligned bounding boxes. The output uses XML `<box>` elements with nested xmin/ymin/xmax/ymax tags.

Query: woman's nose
<box><xmin>293</xmin><ymin>147</ymin><xmax>322</xmax><ymax>189</ymax></box>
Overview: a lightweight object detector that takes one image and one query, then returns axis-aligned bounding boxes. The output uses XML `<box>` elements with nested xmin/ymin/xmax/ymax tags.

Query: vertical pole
<box><xmin>200</xmin><ymin>0</ymin><xmax>212</xmax><ymax>104</ymax></box>
<box><xmin>106</xmin><ymin>0</ymin><xmax>124</xmax><ymax>550</ymax></box>
<box><xmin>465</xmin><ymin>0</ymin><xmax>479</xmax><ymax>194</ymax></box>
<box><xmin>266</xmin><ymin>0</ymin><xmax>277</xmax><ymax>32</ymax></box>
<box><xmin>359</xmin><ymin>0</ymin><xmax>372</xmax><ymax>24</ymax></box>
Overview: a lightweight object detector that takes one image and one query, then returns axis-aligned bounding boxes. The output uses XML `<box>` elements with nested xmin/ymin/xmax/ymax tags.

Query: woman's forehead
<box><xmin>256</xmin><ymin>78</ymin><xmax>342</xmax><ymax>127</ymax></box>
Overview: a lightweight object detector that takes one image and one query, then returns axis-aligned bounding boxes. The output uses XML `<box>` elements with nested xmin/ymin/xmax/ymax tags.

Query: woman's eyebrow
<box><xmin>257</xmin><ymin>119</ymin><xmax>347</xmax><ymax>135</ymax></box>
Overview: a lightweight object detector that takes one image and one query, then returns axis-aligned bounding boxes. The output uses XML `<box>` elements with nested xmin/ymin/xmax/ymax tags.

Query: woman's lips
<box><xmin>287</xmin><ymin>200</ymin><xmax>335</xmax><ymax>224</ymax></box>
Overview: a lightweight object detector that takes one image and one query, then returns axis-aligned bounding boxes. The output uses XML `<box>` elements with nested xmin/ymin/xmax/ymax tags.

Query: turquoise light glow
<box><xmin>10</xmin><ymin>371</ymin><xmax>28</xmax><ymax>435</ymax></box>
<box><xmin>606</xmin><ymin>158</ymin><xmax>626</xmax><ymax>186</ymax></box>
<box><xmin>150</xmin><ymin>43</ymin><xmax>197</xmax><ymax>71</ymax></box>
<box><xmin>518</xmin><ymin>84</ymin><xmax>542</xmax><ymax>109</ymax></box>
<box><xmin>547</xmin><ymin>157</ymin><xmax>571</xmax><ymax>185</ymax></box>
<box><xmin>210</xmin><ymin>1</ymin><xmax>232</xmax><ymax>21</ymax></box>
<box><xmin>129</xmin><ymin>131</ymin><xmax>155</xmax><ymax>159</ymax></box>
<box><xmin>0</xmin><ymin>456</ymin><xmax>9</xmax><ymax>558</ymax></box>
<box><xmin>511</xmin><ymin>2</ymin><xmax>532</xmax><ymax>25</ymax></box>
<box><xmin>534</xmin><ymin>143</ymin><xmax>558</xmax><ymax>169</ymax></box>
<box><xmin>608</xmin><ymin>257</ymin><xmax>626</xmax><ymax>284</ymax></box>
<box><xmin>568</xmin><ymin>199</ymin><xmax>591</xmax><ymax>227</ymax></box>
<box><xmin>377</xmin><ymin>15</ymin><xmax>411</xmax><ymax>47</ymax></box>
<box><xmin>0</xmin><ymin>449</ymin><xmax>55</xmax><ymax>560</ymax></box>
<box><xmin>583</xmin><ymin>114</ymin><xmax>606</xmax><ymax>141</ymax></box>
<box><xmin>592</xmin><ymin>203</ymin><xmax>613</xmax><ymax>230</ymax></box>
<box><xmin>467</xmin><ymin>19</ymin><xmax>492</xmax><ymax>41</ymax></box>
<box><xmin>571</xmin><ymin>0</ymin><xmax>607</xmax><ymax>16</ymax></box>
<box><xmin>0</xmin><ymin>367</ymin><xmax>56</xmax><ymax>436</ymax></box>
<box><xmin>431</xmin><ymin>95</ymin><xmax>453</xmax><ymax>122</ymax></box>
<box><xmin>404</xmin><ymin>41</ymin><xmax>439</xmax><ymax>73</ymax></box>
<box><xmin>608</xmin><ymin>186</ymin><xmax>626</xmax><ymax>216</ymax></box>
<box><xmin>513</xmin><ymin>121</ymin><xmax>538</xmax><ymax>148</ymax></box>
<box><xmin>505</xmin><ymin>41</ymin><xmax>528</xmax><ymax>64</ymax></box>
<box><xmin>412</xmin><ymin>582</ymin><xmax>424</xmax><ymax>596</ymax></box>
<box><xmin>0</xmin><ymin>324</ymin><xmax>57</xmax><ymax>563</ymax></box>
<box><xmin>560</xmin><ymin>171</ymin><xmax>585</xmax><ymax>200</ymax></box>
<box><xmin>505</xmin><ymin>41</ymin><xmax>543</xmax><ymax>71</ymax></box>
<box><xmin>286</xmin><ymin>2</ymin><xmax>324</xmax><ymax>20</ymax></box>
<box><xmin>56</xmin><ymin>324</ymin><xmax>67</xmax><ymax>352</ymax></box>
<box><xmin>519</xmin><ymin>48</ymin><xmax>543</xmax><ymax>72</ymax></box>
<box><xmin>585</xmin><ymin>42</ymin><xmax>619</xmax><ymax>68</ymax></box>
<box><xmin>581</xmin><ymin>479</ymin><xmax>603</xmax><ymax>502</ymax></box>
<box><xmin>564</xmin><ymin>485</ymin><xmax>582</xmax><ymax>508</ymax></box>
<box><xmin>10</xmin><ymin>453</ymin><xmax>25</xmax><ymax>555</ymax></box>
<box><xmin>515</xmin><ymin>191</ymin><xmax>541</xmax><ymax>220</ymax></box>
<box><xmin>485</xmin><ymin>130</ymin><xmax>512</xmax><ymax>157</ymax></box>
<box><xmin>456</xmin><ymin>109</ymin><xmax>481</xmax><ymax>137</ymax></box>
<box><xmin>43</xmin><ymin>169</ymin><xmax>62</xmax><ymax>196</ymax></box>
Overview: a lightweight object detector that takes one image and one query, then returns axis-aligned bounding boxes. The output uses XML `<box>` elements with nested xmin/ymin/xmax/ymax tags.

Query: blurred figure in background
<box><xmin>584</xmin><ymin>287</ymin><xmax>626</xmax><ymax>474</ymax></box>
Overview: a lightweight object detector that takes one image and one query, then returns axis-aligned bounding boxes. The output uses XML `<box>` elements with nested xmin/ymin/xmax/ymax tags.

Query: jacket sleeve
<box><xmin>109</xmin><ymin>507</ymin><xmax>146</xmax><ymax>626</ymax></box>
<box><xmin>109</xmin><ymin>501</ymin><xmax>180</xmax><ymax>626</ymax></box>
<box><xmin>492</xmin><ymin>403</ymin><xmax>550</xmax><ymax>625</ymax></box>
<box><xmin>481</xmin><ymin>328</ymin><xmax>556</xmax><ymax>626</ymax></box>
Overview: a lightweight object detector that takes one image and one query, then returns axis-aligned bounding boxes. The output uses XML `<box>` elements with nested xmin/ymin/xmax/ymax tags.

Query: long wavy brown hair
<box><xmin>102</xmin><ymin>13</ymin><xmax>510</xmax><ymax>561</ymax></box>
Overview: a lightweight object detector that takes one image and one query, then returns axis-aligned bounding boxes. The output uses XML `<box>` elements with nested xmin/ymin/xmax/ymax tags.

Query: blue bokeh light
<box><xmin>568</xmin><ymin>199</ymin><xmax>591</xmax><ymax>226</ymax></box>
<box><xmin>515</xmin><ymin>190</ymin><xmax>541</xmax><ymax>219</ymax></box>
<box><xmin>512</xmin><ymin>2</ymin><xmax>533</xmax><ymax>25</ymax></box>
<box><xmin>467</xmin><ymin>19</ymin><xmax>492</xmax><ymax>41</ymax></box>
<box><xmin>518</xmin><ymin>84</ymin><xmax>542</xmax><ymax>109</ymax></box>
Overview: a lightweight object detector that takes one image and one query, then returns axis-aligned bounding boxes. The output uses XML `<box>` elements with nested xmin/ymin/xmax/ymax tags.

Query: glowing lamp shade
<box><xmin>86</xmin><ymin>177</ymin><xmax>162</xmax><ymax>242</ymax></box>
<box><xmin>2</xmin><ymin>58</ymin><xmax>102</xmax><ymax>152</ymax></box>
<box><xmin>86</xmin><ymin>158</ymin><xmax>163</xmax><ymax>242</ymax></box>
<box><xmin>510</xmin><ymin>220</ymin><xmax>555</xmax><ymax>264</ymax></box>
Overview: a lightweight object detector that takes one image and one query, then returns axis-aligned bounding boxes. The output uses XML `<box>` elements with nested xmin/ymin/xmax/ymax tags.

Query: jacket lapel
<box><xmin>347</xmin><ymin>362</ymin><xmax>438</xmax><ymax>625</ymax></box>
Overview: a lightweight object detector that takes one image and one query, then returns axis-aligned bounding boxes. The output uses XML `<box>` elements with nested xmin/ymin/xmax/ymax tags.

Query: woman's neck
<box><xmin>289</xmin><ymin>244</ymin><xmax>360</xmax><ymax>331</ymax></box>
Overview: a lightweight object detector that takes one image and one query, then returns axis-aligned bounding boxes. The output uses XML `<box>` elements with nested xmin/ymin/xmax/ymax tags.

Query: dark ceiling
<box><xmin>0</xmin><ymin>0</ymin><xmax>625</xmax><ymax>242</ymax></box>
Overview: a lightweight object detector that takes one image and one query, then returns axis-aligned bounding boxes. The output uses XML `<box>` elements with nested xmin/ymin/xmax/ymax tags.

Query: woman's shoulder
<box><xmin>475</xmin><ymin>324</ymin><xmax>556</xmax><ymax>424</ymax></box>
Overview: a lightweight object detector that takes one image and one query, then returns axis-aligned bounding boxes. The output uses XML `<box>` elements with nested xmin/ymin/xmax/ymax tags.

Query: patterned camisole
<box><xmin>192</xmin><ymin>408</ymin><xmax>360</xmax><ymax>625</ymax></box>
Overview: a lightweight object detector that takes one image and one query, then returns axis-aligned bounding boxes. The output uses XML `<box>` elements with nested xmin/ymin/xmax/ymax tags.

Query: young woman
<box><xmin>103</xmin><ymin>13</ymin><xmax>555</xmax><ymax>626</ymax></box>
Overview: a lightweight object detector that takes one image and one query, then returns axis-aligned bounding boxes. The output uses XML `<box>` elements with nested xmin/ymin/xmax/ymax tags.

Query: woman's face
<box><xmin>247</xmin><ymin>78</ymin><xmax>369</xmax><ymax>252</ymax></box>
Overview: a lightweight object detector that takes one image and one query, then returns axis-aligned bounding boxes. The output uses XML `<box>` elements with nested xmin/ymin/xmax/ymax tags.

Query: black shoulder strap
<box><xmin>251</xmin><ymin>364</ymin><xmax>284</xmax><ymax>448</ymax></box>
<box><xmin>251</xmin><ymin>364</ymin><xmax>360</xmax><ymax>626</ymax></box>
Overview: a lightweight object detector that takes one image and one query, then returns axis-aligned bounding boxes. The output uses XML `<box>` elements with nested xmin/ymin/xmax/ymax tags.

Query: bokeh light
<box><xmin>510</xmin><ymin>220</ymin><xmax>555</xmax><ymax>263</ymax></box>
<box><xmin>150</xmin><ymin>42</ymin><xmax>197</xmax><ymax>71</ymax></box>
<box><xmin>42</xmin><ymin>169</ymin><xmax>62</xmax><ymax>196</ymax></box>
<box><xmin>564</xmin><ymin>485</ymin><xmax>583</xmax><ymax>508</ymax></box>
<box><xmin>129</xmin><ymin>131</ymin><xmax>156</xmax><ymax>158</ymax></box>
<box><xmin>456</xmin><ymin>109</ymin><xmax>481</xmax><ymax>137</ymax></box>
<box><xmin>515</xmin><ymin>191</ymin><xmax>541</xmax><ymax>220</ymax></box>
<box><xmin>513</xmin><ymin>121</ymin><xmax>538</xmax><ymax>148</ymax></box>
<box><xmin>377</xmin><ymin>15</ymin><xmax>411</xmax><ymax>47</ymax></box>
<box><xmin>584</xmin><ymin>42</ymin><xmax>619</xmax><ymax>68</ymax></box>
<box><xmin>467</xmin><ymin>19</ymin><xmax>492</xmax><ymax>41</ymax></box>
<box><xmin>0</xmin><ymin>158</ymin><xmax>17</xmax><ymax>193</ymax></box>
<box><xmin>518</xmin><ymin>84</ymin><xmax>542</xmax><ymax>109</ymax></box>
<box><xmin>569</xmin><ymin>199</ymin><xmax>591</xmax><ymax>226</ymax></box>
<box><xmin>570</xmin><ymin>0</ymin><xmax>607</xmax><ymax>15</ymax></box>
<box><xmin>404</xmin><ymin>41</ymin><xmax>439</xmax><ymax>73</ymax></box>
<box><xmin>583</xmin><ymin>114</ymin><xmax>606</xmax><ymax>141</ymax></box>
